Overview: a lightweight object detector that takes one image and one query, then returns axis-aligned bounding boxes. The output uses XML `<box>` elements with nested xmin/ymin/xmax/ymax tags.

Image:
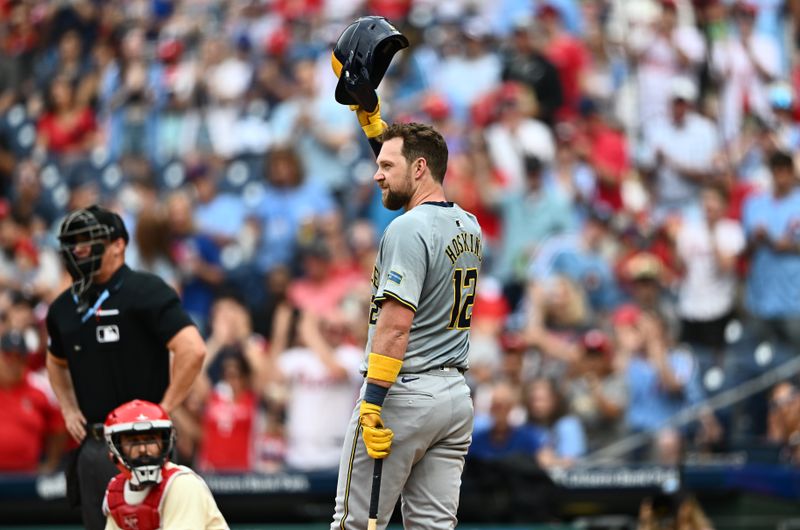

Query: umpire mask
<box><xmin>58</xmin><ymin>205</ymin><xmax>128</xmax><ymax>301</ymax></box>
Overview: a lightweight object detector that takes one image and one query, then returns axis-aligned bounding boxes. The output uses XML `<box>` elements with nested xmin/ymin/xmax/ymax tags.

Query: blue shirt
<box><xmin>529</xmin><ymin>233</ymin><xmax>622</xmax><ymax>311</ymax></box>
<box><xmin>176</xmin><ymin>234</ymin><xmax>221</xmax><ymax>324</ymax></box>
<box><xmin>625</xmin><ymin>349</ymin><xmax>704</xmax><ymax>433</ymax></box>
<box><xmin>195</xmin><ymin>193</ymin><xmax>246</xmax><ymax>240</ymax></box>
<box><xmin>249</xmin><ymin>181</ymin><xmax>335</xmax><ymax>273</ymax></box>
<box><xmin>550</xmin><ymin>415</ymin><xmax>587</xmax><ymax>459</ymax></box>
<box><xmin>742</xmin><ymin>188</ymin><xmax>800</xmax><ymax>318</ymax></box>
<box><xmin>469</xmin><ymin>423</ymin><xmax>548</xmax><ymax>460</ymax></box>
<box><xmin>496</xmin><ymin>189</ymin><xmax>574</xmax><ymax>282</ymax></box>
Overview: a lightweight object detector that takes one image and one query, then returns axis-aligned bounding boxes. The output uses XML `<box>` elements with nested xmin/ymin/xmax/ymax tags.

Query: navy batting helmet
<box><xmin>331</xmin><ymin>16</ymin><xmax>409</xmax><ymax>107</ymax></box>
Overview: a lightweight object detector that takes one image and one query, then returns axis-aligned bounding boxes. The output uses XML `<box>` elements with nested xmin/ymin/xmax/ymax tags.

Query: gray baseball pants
<box><xmin>331</xmin><ymin>368</ymin><xmax>473</xmax><ymax>530</ymax></box>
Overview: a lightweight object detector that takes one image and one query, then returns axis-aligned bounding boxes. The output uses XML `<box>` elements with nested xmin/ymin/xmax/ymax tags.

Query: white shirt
<box><xmin>485</xmin><ymin>118</ymin><xmax>556</xmax><ymax>191</ymax></box>
<box><xmin>712</xmin><ymin>32</ymin><xmax>781</xmax><ymax>141</ymax></box>
<box><xmin>639</xmin><ymin>112</ymin><xmax>719</xmax><ymax>208</ymax></box>
<box><xmin>279</xmin><ymin>345</ymin><xmax>363</xmax><ymax>471</ymax></box>
<box><xmin>676</xmin><ymin>218</ymin><xmax>745</xmax><ymax>320</ymax></box>
<box><xmin>630</xmin><ymin>24</ymin><xmax>706</xmax><ymax>125</ymax></box>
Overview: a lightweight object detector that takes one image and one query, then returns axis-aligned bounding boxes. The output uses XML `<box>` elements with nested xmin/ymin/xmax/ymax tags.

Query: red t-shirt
<box><xmin>37</xmin><ymin>108</ymin><xmax>96</xmax><ymax>156</ymax></box>
<box><xmin>197</xmin><ymin>389</ymin><xmax>257</xmax><ymax>472</ymax></box>
<box><xmin>587</xmin><ymin>126</ymin><xmax>629</xmax><ymax>211</ymax></box>
<box><xmin>0</xmin><ymin>374</ymin><xmax>65</xmax><ymax>472</ymax></box>
<box><xmin>287</xmin><ymin>268</ymin><xmax>363</xmax><ymax>317</ymax></box>
<box><xmin>545</xmin><ymin>34</ymin><xmax>589</xmax><ymax>120</ymax></box>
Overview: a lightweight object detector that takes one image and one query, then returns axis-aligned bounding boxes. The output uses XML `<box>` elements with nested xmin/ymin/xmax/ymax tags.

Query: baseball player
<box><xmin>330</xmin><ymin>119</ymin><xmax>483</xmax><ymax>528</ymax></box>
<box><xmin>102</xmin><ymin>399</ymin><xmax>228</xmax><ymax>530</ymax></box>
<box><xmin>329</xmin><ymin>20</ymin><xmax>483</xmax><ymax>529</ymax></box>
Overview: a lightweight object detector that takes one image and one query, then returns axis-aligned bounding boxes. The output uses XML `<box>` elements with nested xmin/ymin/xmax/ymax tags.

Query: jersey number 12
<box><xmin>448</xmin><ymin>268</ymin><xmax>478</xmax><ymax>329</ymax></box>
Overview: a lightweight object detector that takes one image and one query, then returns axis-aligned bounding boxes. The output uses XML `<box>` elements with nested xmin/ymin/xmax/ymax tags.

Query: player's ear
<box><xmin>416</xmin><ymin>158</ymin><xmax>426</xmax><ymax>177</ymax></box>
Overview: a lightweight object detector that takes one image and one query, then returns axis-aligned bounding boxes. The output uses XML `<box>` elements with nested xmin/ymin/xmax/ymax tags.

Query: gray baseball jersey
<box><xmin>361</xmin><ymin>202</ymin><xmax>483</xmax><ymax>373</ymax></box>
<box><xmin>332</xmin><ymin>200</ymin><xmax>481</xmax><ymax>530</ymax></box>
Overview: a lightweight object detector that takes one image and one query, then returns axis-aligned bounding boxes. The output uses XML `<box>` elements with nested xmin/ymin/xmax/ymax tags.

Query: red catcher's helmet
<box><xmin>331</xmin><ymin>16</ymin><xmax>408</xmax><ymax>106</ymax></box>
<box><xmin>104</xmin><ymin>400</ymin><xmax>175</xmax><ymax>487</ymax></box>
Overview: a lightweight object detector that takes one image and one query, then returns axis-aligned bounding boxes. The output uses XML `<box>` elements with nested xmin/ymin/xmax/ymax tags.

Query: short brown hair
<box><xmin>380</xmin><ymin>122</ymin><xmax>448</xmax><ymax>183</ymax></box>
<box><xmin>701</xmin><ymin>181</ymin><xmax>730</xmax><ymax>203</ymax></box>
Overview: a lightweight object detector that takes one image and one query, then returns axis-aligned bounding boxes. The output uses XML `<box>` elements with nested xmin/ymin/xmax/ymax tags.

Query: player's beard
<box><xmin>382</xmin><ymin>166</ymin><xmax>413</xmax><ymax>211</ymax></box>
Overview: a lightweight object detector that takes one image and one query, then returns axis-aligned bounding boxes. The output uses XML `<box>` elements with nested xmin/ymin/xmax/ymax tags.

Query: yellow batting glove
<box><xmin>359</xmin><ymin>401</ymin><xmax>393</xmax><ymax>459</ymax></box>
<box><xmin>350</xmin><ymin>100</ymin><xmax>386</xmax><ymax>139</ymax></box>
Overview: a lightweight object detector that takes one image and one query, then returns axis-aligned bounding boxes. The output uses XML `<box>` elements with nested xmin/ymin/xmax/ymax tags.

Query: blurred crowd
<box><xmin>1</xmin><ymin>0</ymin><xmax>800</xmax><ymax>481</ymax></box>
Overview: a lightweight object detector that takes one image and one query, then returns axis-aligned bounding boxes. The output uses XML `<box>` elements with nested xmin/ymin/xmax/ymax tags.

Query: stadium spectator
<box><xmin>189</xmin><ymin>160</ymin><xmax>247</xmax><ymax>248</ymax></box>
<box><xmin>742</xmin><ymin>150</ymin><xmax>800</xmax><ymax>355</ymax></box>
<box><xmin>0</xmin><ymin>331</ymin><xmax>66</xmax><ymax>473</ymax></box>
<box><xmin>483</xmin><ymin>82</ymin><xmax>557</xmax><ymax>191</ymax></box>
<box><xmin>286</xmin><ymin>235</ymin><xmax>362</xmax><ymax>318</ymax></box>
<box><xmin>522</xmin><ymin>275</ymin><xmax>591</xmax><ymax>376</ymax></box>
<box><xmin>469</xmin><ymin>380</ymin><xmax>550</xmax><ymax>463</ymax></box>
<box><xmin>432</xmin><ymin>18</ymin><xmax>501</xmax><ymax>124</ymax></box>
<box><xmin>525</xmin><ymin>376</ymin><xmax>587</xmax><ymax>465</ymax></box>
<box><xmin>167</xmin><ymin>190</ymin><xmax>225</xmax><ymax>333</ymax></box>
<box><xmin>711</xmin><ymin>1</ymin><xmax>782</xmax><ymax>143</ymax></box>
<box><xmin>196</xmin><ymin>348</ymin><xmax>259</xmax><ymax>473</ymax></box>
<box><xmin>627</xmin><ymin>0</ymin><xmax>706</xmax><ymax>128</ymax></box>
<box><xmin>248</xmin><ymin>145</ymin><xmax>336</xmax><ymax>275</ymax></box>
<box><xmin>528</xmin><ymin>204</ymin><xmax>622</xmax><ymax>313</ymax></box>
<box><xmin>675</xmin><ymin>183</ymin><xmax>745</xmax><ymax>365</ymax></box>
<box><xmin>567</xmin><ymin>329</ymin><xmax>627</xmax><ymax>451</ymax></box>
<box><xmin>537</xmin><ymin>2</ymin><xmax>590</xmax><ymax>121</ymax></box>
<box><xmin>128</xmin><ymin>206</ymin><xmax>179</xmax><ymax>291</ymax></box>
<box><xmin>616</xmin><ymin>308</ymin><xmax>704</xmax><ymax>437</ymax></box>
<box><xmin>262</xmin><ymin>306</ymin><xmax>362</xmax><ymax>472</ymax></box>
<box><xmin>269</xmin><ymin>57</ymin><xmax>356</xmax><ymax>198</ymax></box>
<box><xmin>36</xmin><ymin>75</ymin><xmax>97</xmax><ymax>159</ymax></box>
<box><xmin>501</xmin><ymin>17</ymin><xmax>563</xmax><ymax>127</ymax></box>
<box><xmin>637</xmin><ymin>76</ymin><xmax>720</xmax><ymax>222</ymax></box>
<box><xmin>483</xmin><ymin>154</ymin><xmax>573</xmax><ymax>294</ymax></box>
<box><xmin>767</xmin><ymin>381</ymin><xmax>800</xmax><ymax>447</ymax></box>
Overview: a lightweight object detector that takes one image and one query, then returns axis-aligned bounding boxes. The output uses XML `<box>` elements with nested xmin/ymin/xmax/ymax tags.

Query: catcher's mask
<box><xmin>57</xmin><ymin>205</ymin><xmax>128</xmax><ymax>300</ymax></box>
<box><xmin>331</xmin><ymin>16</ymin><xmax>409</xmax><ymax>106</ymax></box>
<box><xmin>104</xmin><ymin>400</ymin><xmax>175</xmax><ymax>488</ymax></box>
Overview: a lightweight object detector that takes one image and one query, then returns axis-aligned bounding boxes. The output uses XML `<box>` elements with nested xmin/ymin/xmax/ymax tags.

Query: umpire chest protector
<box><xmin>104</xmin><ymin>467</ymin><xmax>185</xmax><ymax>530</ymax></box>
<box><xmin>46</xmin><ymin>265</ymin><xmax>194</xmax><ymax>424</ymax></box>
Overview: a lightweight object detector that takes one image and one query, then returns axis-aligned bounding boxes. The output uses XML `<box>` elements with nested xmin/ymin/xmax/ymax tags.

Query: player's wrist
<box><xmin>364</xmin><ymin>383</ymin><xmax>389</xmax><ymax>407</ymax></box>
<box><xmin>366</xmin><ymin>352</ymin><xmax>402</xmax><ymax>383</ymax></box>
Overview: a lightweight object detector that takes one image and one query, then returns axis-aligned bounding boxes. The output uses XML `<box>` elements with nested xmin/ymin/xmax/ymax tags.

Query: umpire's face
<box><xmin>375</xmin><ymin>137</ymin><xmax>415</xmax><ymax>211</ymax></box>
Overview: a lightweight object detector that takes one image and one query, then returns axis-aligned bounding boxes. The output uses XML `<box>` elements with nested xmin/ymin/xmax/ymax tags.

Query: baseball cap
<box><xmin>626</xmin><ymin>252</ymin><xmax>663</xmax><ymax>282</ymax></box>
<box><xmin>612</xmin><ymin>304</ymin><xmax>641</xmax><ymax>327</ymax></box>
<box><xmin>582</xmin><ymin>329</ymin><xmax>612</xmax><ymax>359</ymax></box>
<box><xmin>670</xmin><ymin>77</ymin><xmax>698</xmax><ymax>103</ymax></box>
<box><xmin>537</xmin><ymin>2</ymin><xmax>560</xmax><ymax>19</ymax></box>
<box><xmin>0</xmin><ymin>331</ymin><xmax>29</xmax><ymax>356</ymax></box>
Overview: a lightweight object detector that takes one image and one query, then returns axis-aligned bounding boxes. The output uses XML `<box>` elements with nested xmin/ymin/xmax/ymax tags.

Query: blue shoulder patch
<box><xmin>388</xmin><ymin>270</ymin><xmax>403</xmax><ymax>284</ymax></box>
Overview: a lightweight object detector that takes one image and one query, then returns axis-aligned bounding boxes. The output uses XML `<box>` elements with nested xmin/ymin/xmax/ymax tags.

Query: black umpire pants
<box><xmin>76</xmin><ymin>436</ymin><xmax>118</xmax><ymax>530</ymax></box>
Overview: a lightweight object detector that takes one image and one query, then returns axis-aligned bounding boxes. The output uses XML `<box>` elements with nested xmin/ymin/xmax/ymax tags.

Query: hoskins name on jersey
<box><xmin>444</xmin><ymin>233</ymin><xmax>482</xmax><ymax>265</ymax></box>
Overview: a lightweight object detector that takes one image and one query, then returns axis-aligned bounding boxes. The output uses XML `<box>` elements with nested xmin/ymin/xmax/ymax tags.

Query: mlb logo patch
<box><xmin>388</xmin><ymin>270</ymin><xmax>403</xmax><ymax>284</ymax></box>
<box><xmin>96</xmin><ymin>325</ymin><xmax>120</xmax><ymax>343</ymax></box>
